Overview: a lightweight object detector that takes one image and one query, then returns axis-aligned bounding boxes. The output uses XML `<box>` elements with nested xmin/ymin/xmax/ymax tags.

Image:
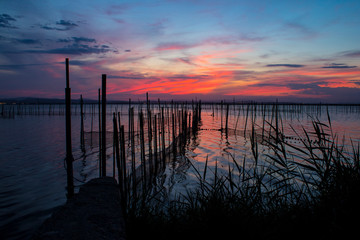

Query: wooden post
<box><xmin>65</xmin><ymin>58</ymin><xmax>74</xmax><ymax>198</ymax></box>
<box><xmin>80</xmin><ymin>94</ymin><xmax>85</xmax><ymax>152</ymax></box>
<box><xmin>153</xmin><ymin>115</ymin><xmax>158</xmax><ymax>172</ymax></box>
<box><xmin>101</xmin><ymin>74</ymin><xmax>107</xmax><ymax>177</ymax></box>
<box><xmin>139</xmin><ymin>111</ymin><xmax>146</xmax><ymax>184</ymax></box>
<box><xmin>225</xmin><ymin>103</ymin><xmax>229</xmax><ymax>137</ymax></box>
<box><xmin>98</xmin><ymin>88</ymin><xmax>102</xmax><ymax>177</ymax></box>
<box><xmin>172</xmin><ymin>112</ymin><xmax>176</xmax><ymax>156</ymax></box>
<box><xmin>161</xmin><ymin>107</ymin><xmax>166</xmax><ymax>165</ymax></box>
<box><xmin>119</xmin><ymin>125</ymin><xmax>127</xmax><ymax>208</ymax></box>
<box><xmin>221</xmin><ymin>100</ymin><xmax>223</xmax><ymax>130</ymax></box>
<box><xmin>113</xmin><ymin>113</ymin><xmax>121</xmax><ymax>185</ymax></box>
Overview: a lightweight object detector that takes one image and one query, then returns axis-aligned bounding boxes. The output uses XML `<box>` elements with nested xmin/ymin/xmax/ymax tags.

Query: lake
<box><xmin>1</xmin><ymin>103</ymin><xmax>360</xmax><ymax>240</ymax></box>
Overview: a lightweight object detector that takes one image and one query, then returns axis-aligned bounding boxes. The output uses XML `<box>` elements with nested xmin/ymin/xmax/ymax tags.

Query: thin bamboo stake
<box><xmin>139</xmin><ymin>110</ymin><xmax>146</xmax><ymax>186</ymax></box>
<box><xmin>80</xmin><ymin>95</ymin><xmax>85</xmax><ymax>152</ymax></box>
<box><xmin>113</xmin><ymin>113</ymin><xmax>121</xmax><ymax>185</ymax></box>
<box><xmin>154</xmin><ymin>115</ymin><xmax>158</xmax><ymax>173</ymax></box>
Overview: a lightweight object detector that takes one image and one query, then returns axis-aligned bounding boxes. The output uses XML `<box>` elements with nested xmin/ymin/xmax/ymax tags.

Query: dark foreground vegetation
<box><xmin>125</xmin><ymin>114</ymin><xmax>360</xmax><ymax>240</ymax></box>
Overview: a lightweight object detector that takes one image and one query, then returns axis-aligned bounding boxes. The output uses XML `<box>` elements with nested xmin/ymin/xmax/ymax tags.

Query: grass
<box><xmin>124</xmin><ymin>108</ymin><xmax>360</xmax><ymax>240</ymax></box>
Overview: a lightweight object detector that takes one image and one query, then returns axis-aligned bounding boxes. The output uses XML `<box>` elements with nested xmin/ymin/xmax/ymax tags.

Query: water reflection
<box><xmin>0</xmin><ymin>104</ymin><xmax>359</xmax><ymax>239</ymax></box>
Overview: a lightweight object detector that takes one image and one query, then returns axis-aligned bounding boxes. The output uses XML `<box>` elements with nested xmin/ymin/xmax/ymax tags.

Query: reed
<box><xmin>125</xmin><ymin>104</ymin><xmax>360</xmax><ymax>240</ymax></box>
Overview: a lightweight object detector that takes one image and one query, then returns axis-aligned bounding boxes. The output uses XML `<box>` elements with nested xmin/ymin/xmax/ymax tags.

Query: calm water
<box><xmin>0</xmin><ymin>104</ymin><xmax>359</xmax><ymax>239</ymax></box>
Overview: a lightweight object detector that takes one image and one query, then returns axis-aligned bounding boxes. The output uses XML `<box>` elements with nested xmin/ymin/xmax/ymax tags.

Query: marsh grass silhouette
<box><xmin>124</xmin><ymin>109</ymin><xmax>360</xmax><ymax>240</ymax></box>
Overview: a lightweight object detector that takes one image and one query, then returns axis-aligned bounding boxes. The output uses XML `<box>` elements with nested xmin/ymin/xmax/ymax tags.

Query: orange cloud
<box><xmin>107</xmin><ymin>69</ymin><xmax>235</xmax><ymax>95</ymax></box>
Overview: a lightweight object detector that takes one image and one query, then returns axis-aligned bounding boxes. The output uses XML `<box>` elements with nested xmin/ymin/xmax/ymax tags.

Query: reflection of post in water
<box><xmin>65</xmin><ymin>58</ymin><xmax>74</xmax><ymax>198</ymax></box>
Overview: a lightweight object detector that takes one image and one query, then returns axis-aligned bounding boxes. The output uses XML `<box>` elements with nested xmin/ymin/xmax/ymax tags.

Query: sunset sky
<box><xmin>1</xmin><ymin>0</ymin><xmax>360</xmax><ymax>103</ymax></box>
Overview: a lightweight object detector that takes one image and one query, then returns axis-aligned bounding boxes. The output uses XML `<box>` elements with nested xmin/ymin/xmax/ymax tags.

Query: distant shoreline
<box><xmin>1</xmin><ymin>97</ymin><xmax>360</xmax><ymax>105</ymax></box>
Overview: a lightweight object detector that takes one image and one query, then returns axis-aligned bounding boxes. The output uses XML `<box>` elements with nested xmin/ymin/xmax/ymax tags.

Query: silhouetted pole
<box><xmin>65</xmin><ymin>58</ymin><xmax>74</xmax><ymax>198</ymax></box>
<box><xmin>80</xmin><ymin>94</ymin><xmax>85</xmax><ymax>152</ymax></box>
<box><xmin>98</xmin><ymin>88</ymin><xmax>102</xmax><ymax>177</ymax></box>
<box><xmin>225</xmin><ymin>103</ymin><xmax>229</xmax><ymax>137</ymax></box>
<box><xmin>101</xmin><ymin>74</ymin><xmax>107</xmax><ymax>177</ymax></box>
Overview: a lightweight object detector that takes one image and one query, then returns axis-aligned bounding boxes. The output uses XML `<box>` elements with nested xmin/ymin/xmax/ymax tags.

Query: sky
<box><xmin>1</xmin><ymin>0</ymin><xmax>360</xmax><ymax>103</ymax></box>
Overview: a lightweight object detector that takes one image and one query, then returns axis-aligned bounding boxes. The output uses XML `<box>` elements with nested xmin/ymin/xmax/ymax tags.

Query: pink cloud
<box><xmin>154</xmin><ymin>42</ymin><xmax>196</xmax><ymax>51</ymax></box>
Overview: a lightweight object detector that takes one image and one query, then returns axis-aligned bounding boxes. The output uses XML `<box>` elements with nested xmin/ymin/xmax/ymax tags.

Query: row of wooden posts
<box><xmin>65</xmin><ymin>58</ymin><xmax>202</xmax><ymax>199</ymax></box>
<box><xmin>113</xmin><ymin>100</ymin><xmax>202</xmax><ymax>207</ymax></box>
<box><xmin>65</xmin><ymin>59</ymin><xmax>109</xmax><ymax>198</ymax></box>
<box><xmin>65</xmin><ymin>57</ymin><xmax>293</xmax><ymax>202</ymax></box>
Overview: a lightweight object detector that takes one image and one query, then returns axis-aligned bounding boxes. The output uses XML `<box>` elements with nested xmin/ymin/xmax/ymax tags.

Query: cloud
<box><xmin>239</xmin><ymin>34</ymin><xmax>267</xmax><ymax>42</ymax></box>
<box><xmin>57</xmin><ymin>38</ymin><xmax>72</xmax><ymax>43</ymax></box>
<box><xmin>24</xmin><ymin>43</ymin><xmax>117</xmax><ymax>55</ymax></box>
<box><xmin>322</xmin><ymin>63</ymin><xmax>357</xmax><ymax>69</ymax></box>
<box><xmin>59</xmin><ymin>60</ymin><xmax>93</xmax><ymax>66</ymax></box>
<box><xmin>56</xmin><ymin>20</ymin><xmax>78</xmax><ymax>28</ymax></box>
<box><xmin>201</xmin><ymin>34</ymin><xmax>266</xmax><ymax>48</ymax></box>
<box><xmin>341</xmin><ymin>50</ymin><xmax>360</xmax><ymax>58</ymax></box>
<box><xmin>168</xmin><ymin>74</ymin><xmax>209</xmax><ymax>80</ymax></box>
<box><xmin>0</xmin><ymin>35</ymin><xmax>41</xmax><ymax>45</ymax></box>
<box><xmin>177</xmin><ymin>57</ymin><xmax>196</xmax><ymax>66</ymax></box>
<box><xmin>266</xmin><ymin>64</ymin><xmax>305</xmax><ymax>68</ymax></box>
<box><xmin>283</xmin><ymin>21</ymin><xmax>317</xmax><ymax>39</ymax></box>
<box><xmin>105</xmin><ymin>4</ymin><xmax>129</xmax><ymax>15</ymax></box>
<box><xmin>4</xmin><ymin>35</ymin><xmax>118</xmax><ymax>55</ymax></box>
<box><xmin>0</xmin><ymin>63</ymin><xmax>49</xmax><ymax>70</ymax></box>
<box><xmin>285</xmin><ymin>22</ymin><xmax>313</xmax><ymax>35</ymax></box>
<box><xmin>154</xmin><ymin>34</ymin><xmax>266</xmax><ymax>52</ymax></box>
<box><xmin>300</xmin><ymin>86</ymin><xmax>360</xmax><ymax>102</ymax></box>
<box><xmin>146</xmin><ymin>18</ymin><xmax>168</xmax><ymax>36</ymax></box>
<box><xmin>14</xmin><ymin>38</ymin><xmax>41</xmax><ymax>45</ymax></box>
<box><xmin>0</xmin><ymin>13</ymin><xmax>17</xmax><ymax>29</ymax></box>
<box><xmin>286</xmin><ymin>82</ymin><xmax>324</xmax><ymax>90</ymax></box>
<box><xmin>57</xmin><ymin>37</ymin><xmax>96</xmax><ymax>44</ymax></box>
<box><xmin>250</xmin><ymin>82</ymin><xmax>284</xmax><ymax>88</ymax></box>
<box><xmin>249</xmin><ymin>81</ymin><xmax>329</xmax><ymax>92</ymax></box>
<box><xmin>108</xmin><ymin>75</ymin><xmax>146</xmax><ymax>80</ymax></box>
<box><xmin>72</xmin><ymin>37</ymin><xmax>96</xmax><ymax>43</ymax></box>
<box><xmin>154</xmin><ymin>42</ymin><xmax>195</xmax><ymax>51</ymax></box>
<box><xmin>40</xmin><ymin>19</ymin><xmax>78</xmax><ymax>31</ymax></box>
<box><xmin>40</xmin><ymin>25</ymin><xmax>56</xmax><ymax>30</ymax></box>
<box><xmin>350</xmin><ymin>80</ymin><xmax>360</xmax><ymax>86</ymax></box>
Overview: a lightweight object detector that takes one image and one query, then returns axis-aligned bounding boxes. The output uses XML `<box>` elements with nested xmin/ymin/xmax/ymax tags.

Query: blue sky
<box><xmin>1</xmin><ymin>0</ymin><xmax>360</xmax><ymax>102</ymax></box>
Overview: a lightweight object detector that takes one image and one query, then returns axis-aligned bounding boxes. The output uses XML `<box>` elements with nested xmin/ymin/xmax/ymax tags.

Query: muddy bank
<box><xmin>32</xmin><ymin>177</ymin><xmax>126</xmax><ymax>240</ymax></box>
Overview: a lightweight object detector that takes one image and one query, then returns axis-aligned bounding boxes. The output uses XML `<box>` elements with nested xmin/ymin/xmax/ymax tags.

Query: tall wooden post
<box><xmin>101</xmin><ymin>74</ymin><xmax>107</xmax><ymax>177</ymax></box>
<box><xmin>65</xmin><ymin>58</ymin><xmax>74</xmax><ymax>198</ymax></box>
<box><xmin>98</xmin><ymin>88</ymin><xmax>102</xmax><ymax>177</ymax></box>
